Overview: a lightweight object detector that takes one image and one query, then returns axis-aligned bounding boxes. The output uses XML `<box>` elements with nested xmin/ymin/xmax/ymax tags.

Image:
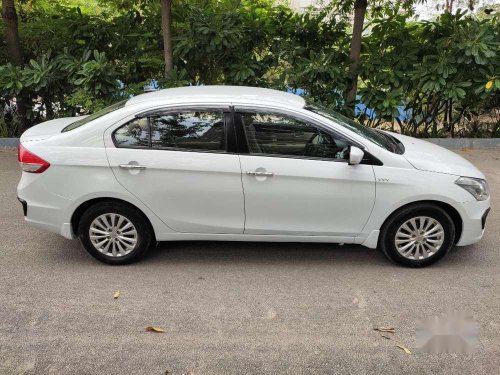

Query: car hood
<box><xmin>20</xmin><ymin>116</ymin><xmax>85</xmax><ymax>142</ymax></box>
<box><xmin>385</xmin><ymin>132</ymin><xmax>485</xmax><ymax>179</ymax></box>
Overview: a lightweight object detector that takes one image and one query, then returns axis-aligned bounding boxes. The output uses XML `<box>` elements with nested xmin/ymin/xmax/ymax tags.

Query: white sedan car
<box><xmin>17</xmin><ymin>86</ymin><xmax>490</xmax><ymax>267</ymax></box>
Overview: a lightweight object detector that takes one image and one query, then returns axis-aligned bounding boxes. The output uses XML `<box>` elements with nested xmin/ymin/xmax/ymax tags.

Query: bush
<box><xmin>0</xmin><ymin>0</ymin><xmax>498</xmax><ymax>137</ymax></box>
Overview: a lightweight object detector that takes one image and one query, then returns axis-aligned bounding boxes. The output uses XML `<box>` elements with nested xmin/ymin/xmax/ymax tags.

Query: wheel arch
<box><xmin>71</xmin><ymin>197</ymin><xmax>156</xmax><ymax>241</ymax></box>
<box><xmin>380</xmin><ymin>200</ymin><xmax>463</xmax><ymax>244</ymax></box>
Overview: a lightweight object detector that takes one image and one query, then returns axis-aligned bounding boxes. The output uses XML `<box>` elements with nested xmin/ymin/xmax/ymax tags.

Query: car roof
<box><xmin>125</xmin><ymin>85</ymin><xmax>306</xmax><ymax>108</ymax></box>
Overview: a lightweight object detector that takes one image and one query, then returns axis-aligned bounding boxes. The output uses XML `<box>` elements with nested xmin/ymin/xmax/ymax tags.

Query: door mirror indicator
<box><xmin>348</xmin><ymin>146</ymin><xmax>364</xmax><ymax>165</ymax></box>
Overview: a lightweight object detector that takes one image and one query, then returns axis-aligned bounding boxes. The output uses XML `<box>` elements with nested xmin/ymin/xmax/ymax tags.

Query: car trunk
<box><xmin>20</xmin><ymin>117</ymin><xmax>85</xmax><ymax>143</ymax></box>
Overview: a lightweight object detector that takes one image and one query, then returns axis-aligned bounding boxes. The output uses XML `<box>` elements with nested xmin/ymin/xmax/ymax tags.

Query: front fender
<box><xmin>361</xmin><ymin>166</ymin><xmax>473</xmax><ymax>236</ymax></box>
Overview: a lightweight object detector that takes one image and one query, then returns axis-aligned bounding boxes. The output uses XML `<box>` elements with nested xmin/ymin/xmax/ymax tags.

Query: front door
<box><xmin>105</xmin><ymin>109</ymin><xmax>244</xmax><ymax>234</ymax></box>
<box><xmin>236</xmin><ymin>110</ymin><xmax>376</xmax><ymax>237</ymax></box>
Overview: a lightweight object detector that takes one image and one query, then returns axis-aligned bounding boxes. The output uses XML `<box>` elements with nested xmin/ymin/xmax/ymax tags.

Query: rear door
<box><xmin>105</xmin><ymin>107</ymin><xmax>245</xmax><ymax>234</ymax></box>
<box><xmin>235</xmin><ymin>109</ymin><xmax>376</xmax><ymax>237</ymax></box>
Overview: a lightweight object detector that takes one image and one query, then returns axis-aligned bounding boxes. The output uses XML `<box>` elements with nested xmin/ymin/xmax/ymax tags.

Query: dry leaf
<box><xmin>380</xmin><ymin>334</ymin><xmax>391</xmax><ymax>340</ymax></box>
<box><xmin>397</xmin><ymin>344</ymin><xmax>411</xmax><ymax>354</ymax></box>
<box><xmin>374</xmin><ymin>327</ymin><xmax>395</xmax><ymax>333</ymax></box>
<box><xmin>145</xmin><ymin>326</ymin><xmax>165</xmax><ymax>333</ymax></box>
<box><xmin>113</xmin><ymin>291</ymin><xmax>120</xmax><ymax>299</ymax></box>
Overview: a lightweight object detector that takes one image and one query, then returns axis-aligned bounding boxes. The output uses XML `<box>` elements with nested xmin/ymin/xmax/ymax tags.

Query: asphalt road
<box><xmin>0</xmin><ymin>148</ymin><xmax>499</xmax><ymax>374</ymax></box>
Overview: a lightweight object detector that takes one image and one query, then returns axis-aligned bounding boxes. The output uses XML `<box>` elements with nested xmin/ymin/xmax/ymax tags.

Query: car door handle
<box><xmin>119</xmin><ymin>164</ymin><xmax>147</xmax><ymax>170</ymax></box>
<box><xmin>246</xmin><ymin>171</ymin><xmax>274</xmax><ymax>177</ymax></box>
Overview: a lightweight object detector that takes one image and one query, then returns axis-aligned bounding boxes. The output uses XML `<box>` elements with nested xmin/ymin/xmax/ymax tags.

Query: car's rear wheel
<box><xmin>379</xmin><ymin>203</ymin><xmax>455</xmax><ymax>267</ymax></box>
<box><xmin>78</xmin><ymin>202</ymin><xmax>152</xmax><ymax>265</ymax></box>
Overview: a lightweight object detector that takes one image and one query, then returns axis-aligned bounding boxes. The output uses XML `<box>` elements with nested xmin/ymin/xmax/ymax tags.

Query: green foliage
<box><xmin>358</xmin><ymin>7</ymin><xmax>499</xmax><ymax>136</ymax></box>
<box><xmin>0</xmin><ymin>111</ymin><xmax>20</xmax><ymax>137</ymax></box>
<box><xmin>0</xmin><ymin>114</ymin><xmax>8</xmax><ymax>137</ymax></box>
<box><xmin>0</xmin><ymin>0</ymin><xmax>498</xmax><ymax>137</ymax></box>
<box><xmin>0</xmin><ymin>64</ymin><xmax>24</xmax><ymax>94</ymax></box>
<box><xmin>71</xmin><ymin>50</ymin><xmax>119</xmax><ymax>96</ymax></box>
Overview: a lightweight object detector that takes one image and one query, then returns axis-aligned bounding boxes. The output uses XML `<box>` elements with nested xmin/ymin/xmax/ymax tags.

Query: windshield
<box><xmin>305</xmin><ymin>104</ymin><xmax>403</xmax><ymax>154</ymax></box>
<box><xmin>62</xmin><ymin>100</ymin><xmax>127</xmax><ymax>132</ymax></box>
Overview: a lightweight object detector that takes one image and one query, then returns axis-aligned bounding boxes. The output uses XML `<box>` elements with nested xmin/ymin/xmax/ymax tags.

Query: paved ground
<box><xmin>0</xmin><ymin>148</ymin><xmax>499</xmax><ymax>374</ymax></box>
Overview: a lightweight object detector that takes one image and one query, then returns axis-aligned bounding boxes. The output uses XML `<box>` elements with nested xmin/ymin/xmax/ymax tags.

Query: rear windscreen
<box><xmin>62</xmin><ymin>100</ymin><xmax>127</xmax><ymax>132</ymax></box>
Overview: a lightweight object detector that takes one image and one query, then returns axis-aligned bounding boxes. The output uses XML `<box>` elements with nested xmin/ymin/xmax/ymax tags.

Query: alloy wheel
<box><xmin>394</xmin><ymin>216</ymin><xmax>445</xmax><ymax>260</ymax></box>
<box><xmin>89</xmin><ymin>213</ymin><xmax>138</xmax><ymax>257</ymax></box>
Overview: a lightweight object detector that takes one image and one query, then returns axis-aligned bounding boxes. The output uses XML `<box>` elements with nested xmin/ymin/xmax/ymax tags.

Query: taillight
<box><xmin>18</xmin><ymin>144</ymin><xmax>50</xmax><ymax>173</ymax></box>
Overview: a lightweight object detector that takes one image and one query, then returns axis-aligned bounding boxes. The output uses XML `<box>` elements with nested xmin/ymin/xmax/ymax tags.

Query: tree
<box><xmin>160</xmin><ymin>0</ymin><xmax>173</xmax><ymax>75</ymax></box>
<box><xmin>346</xmin><ymin>0</ymin><xmax>367</xmax><ymax>104</ymax></box>
<box><xmin>1</xmin><ymin>0</ymin><xmax>23</xmax><ymax>65</ymax></box>
<box><xmin>0</xmin><ymin>0</ymin><xmax>497</xmax><ymax>138</ymax></box>
<box><xmin>2</xmin><ymin>0</ymin><xmax>29</xmax><ymax>134</ymax></box>
<box><xmin>428</xmin><ymin>0</ymin><xmax>481</xmax><ymax>13</ymax></box>
<box><xmin>345</xmin><ymin>0</ymin><xmax>422</xmax><ymax>106</ymax></box>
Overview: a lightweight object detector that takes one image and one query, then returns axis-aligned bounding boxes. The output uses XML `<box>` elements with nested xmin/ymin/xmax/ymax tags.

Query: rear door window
<box><xmin>150</xmin><ymin>111</ymin><xmax>225</xmax><ymax>151</ymax></box>
<box><xmin>113</xmin><ymin>118</ymin><xmax>149</xmax><ymax>148</ymax></box>
<box><xmin>112</xmin><ymin>109</ymin><xmax>228</xmax><ymax>153</ymax></box>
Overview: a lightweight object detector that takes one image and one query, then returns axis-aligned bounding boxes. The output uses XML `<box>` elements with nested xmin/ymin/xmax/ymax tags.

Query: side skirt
<box><xmin>155</xmin><ymin>233</ymin><xmax>357</xmax><ymax>244</ymax></box>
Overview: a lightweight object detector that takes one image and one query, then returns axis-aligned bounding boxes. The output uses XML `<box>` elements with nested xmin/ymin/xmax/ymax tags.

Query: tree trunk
<box><xmin>445</xmin><ymin>0</ymin><xmax>455</xmax><ymax>12</ymax></box>
<box><xmin>2</xmin><ymin>0</ymin><xmax>29</xmax><ymax>135</ymax></box>
<box><xmin>45</xmin><ymin>99</ymin><xmax>54</xmax><ymax>120</ymax></box>
<box><xmin>346</xmin><ymin>0</ymin><xmax>368</xmax><ymax>105</ymax></box>
<box><xmin>2</xmin><ymin>0</ymin><xmax>23</xmax><ymax>65</ymax></box>
<box><xmin>160</xmin><ymin>0</ymin><xmax>173</xmax><ymax>76</ymax></box>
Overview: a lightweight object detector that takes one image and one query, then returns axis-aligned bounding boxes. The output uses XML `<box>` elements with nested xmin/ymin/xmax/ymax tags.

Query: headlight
<box><xmin>455</xmin><ymin>177</ymin><xmax>489</xmax><ymax>201</ymax></box>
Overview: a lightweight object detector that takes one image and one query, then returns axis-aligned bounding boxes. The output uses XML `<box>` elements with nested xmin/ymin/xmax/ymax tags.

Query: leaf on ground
<box><xmin>113</xmin><ymin>291</ymin><xmax>120</xmax><ymax>299</ymax></box>
<box><xmin>380</xmin><ymin>334</ymin><xmax>391</xmax><ymax>339</ymax></box>
<box><xmin>397</xmin><ymin>344</ymin><xmax>411</xmax><ymax>354</ymax></box>
<box><xmin>145</xmin><ymin>326</ymin><xmax>165</xmax><ymax>333</ymax></box>
<box><xmin>374</xmin><ymin>327</ymin><xmax>395</xmax><ymax>333</ymax></box>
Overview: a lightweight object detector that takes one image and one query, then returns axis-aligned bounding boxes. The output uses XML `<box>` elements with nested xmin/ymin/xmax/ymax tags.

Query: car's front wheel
<box><xmin>78</xmin><ymin>202</ymin><xmax>153</xmax><ymax>265</ymax></box>
<box><xmin>379</xmin><ymin>203</ymin><xmax>455</xmax><ymax>267</ymax></box>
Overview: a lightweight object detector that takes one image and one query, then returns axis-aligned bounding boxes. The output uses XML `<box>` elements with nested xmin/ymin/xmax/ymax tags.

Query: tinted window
<box><xmin>241</xmin><ymin>112</ymin><xmax>349</xmax><ymax>160</ymax></box>
<box><xmin>113</xmin><ymin>118</ymin><xmax>149</xmax><ymax>147</ymax></box>
<box><xmin>306</xmin><ymin>104</ymin><xmax>404</xmax><ymax>154</ymax></box>
<box><xmin>151</xmin><ymin>111</ymin><xmax>225</xmax><ymax>151</ymax></box>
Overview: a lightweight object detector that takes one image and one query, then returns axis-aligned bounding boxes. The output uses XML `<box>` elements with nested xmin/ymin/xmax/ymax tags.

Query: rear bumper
<box><xmin>17</xmin><ymin>176</ymin><xmax>76</xmax><ymax>240</ymax></box>
<box><xmin>18</xmin><ymin>197</ymin><xmax>75</xmax><ymax>239</ymax></box>
<box><xmin>456</xmin><ymin>199</ymin><xmax>490</xmax><ymax>246</ymax></box>
<box><xmin>17</xmin><ymin>197</ymin><xmax>27</xmax><ymax>216</ymax></box>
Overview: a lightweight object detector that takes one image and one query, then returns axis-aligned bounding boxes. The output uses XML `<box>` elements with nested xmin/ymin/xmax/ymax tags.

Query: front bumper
<box><xmin>456</xmin><ymin>199</ymin><xmax>491</xmax><ymax>246</ymax></box>
<box><xmin>481</xmin><ymin>208</ymin><xmax>490</xmax><ymax>230</ymax></box>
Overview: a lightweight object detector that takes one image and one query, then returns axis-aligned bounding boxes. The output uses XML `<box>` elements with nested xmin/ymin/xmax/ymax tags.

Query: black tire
<box><xmin>78</xmin><ymin>201</ymin><xmax>153</xmax><ymax>265</ymax></box>
<box><xmin>379</xmin><ymin>203</ymin><xmax>455</xmax><ymax>267</ymax></box>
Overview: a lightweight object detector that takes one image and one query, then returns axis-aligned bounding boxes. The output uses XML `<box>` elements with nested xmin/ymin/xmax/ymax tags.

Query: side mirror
<box><xmin>348</xmin><ymin>146</ymin><xmax>364</xmax><ymax>165</ymax></box>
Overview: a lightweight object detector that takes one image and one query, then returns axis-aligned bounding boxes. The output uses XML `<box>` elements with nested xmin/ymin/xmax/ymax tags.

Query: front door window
<box><xmin>240</xmin><ymin>112</ymin><xmax>349</xmax><ymax>161</ymax></box>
